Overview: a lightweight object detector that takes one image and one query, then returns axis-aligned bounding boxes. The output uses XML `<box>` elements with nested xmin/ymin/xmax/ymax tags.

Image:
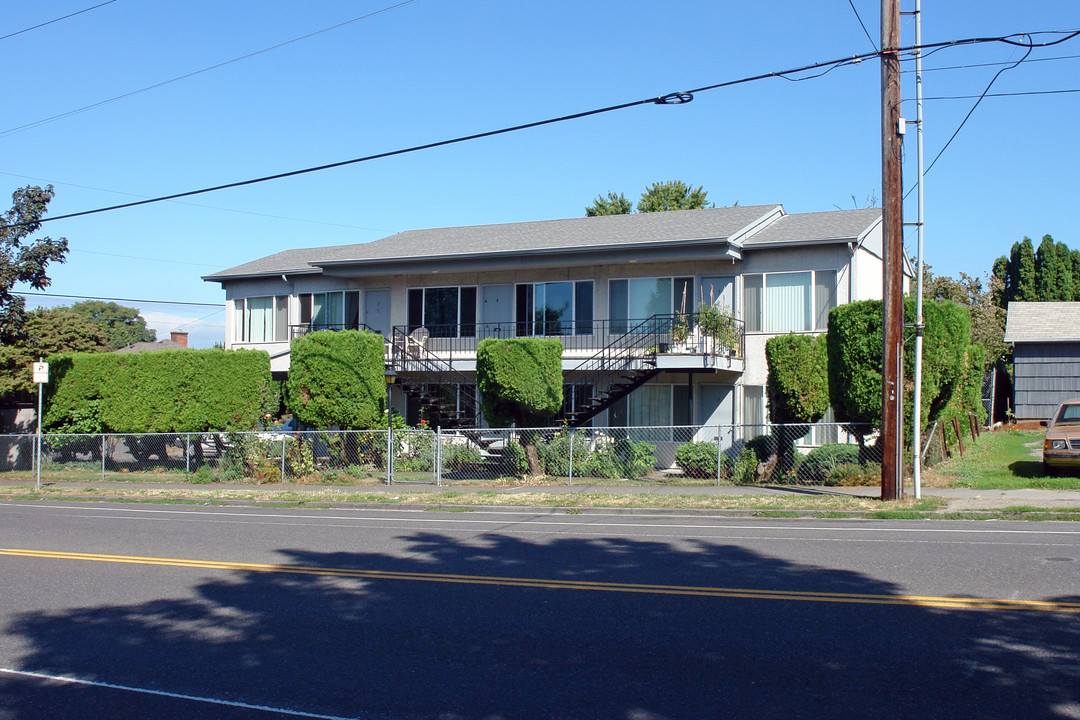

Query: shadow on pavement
<box><xmin>2</xmin><ymin>532</ymin><xmax>1078</xmax><ymax>719</ymax></box>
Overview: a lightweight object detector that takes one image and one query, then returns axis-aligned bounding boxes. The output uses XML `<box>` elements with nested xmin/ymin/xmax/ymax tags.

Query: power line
<box><xmin>846</xmin><ymin>0</ymin><xmax>878</xmax><ymax>53</ymax></box>
<box><xmin>14</xmin><ymin>292</ymin><xmax>222</xmax><ymax>308</ymax></box>
<box><xmin>68</xmin><ymin>248</ymin><xmax>221</xmax><ymax>269</ymax></box>
<box><xmin>0</xmin><ymin>170</ymin><xmax>393</xmax><ymax>233</ymax></box>
<box><xmin>901</xmin><ymin>53</ymin><xmax>1080</xmax><ymax>74</ymax></box>
<box><xmin>0</xmin><ymin>1</ymin><xmax>118</xmax><ymax>43</ymax></box>
<box><xmin>10</xmin><ymin>30</ymin><xmax>1078</xmax><ymax>230</ymax></box>
<box><xmin>0</xmin><ymin>0</ymin><xmax>422</xmax><ymax>139</ymax></box>
<box><xmin>909</xmin><ymin>88</ymin><xmax>1080</xmax><ymax>100</ymax></box>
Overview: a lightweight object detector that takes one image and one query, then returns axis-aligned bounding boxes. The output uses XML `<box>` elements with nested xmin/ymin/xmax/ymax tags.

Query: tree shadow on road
<box><xmin>1</xmin><ymin>531</ymin><xmax>1078</xmax><ymax>719</ymax></box>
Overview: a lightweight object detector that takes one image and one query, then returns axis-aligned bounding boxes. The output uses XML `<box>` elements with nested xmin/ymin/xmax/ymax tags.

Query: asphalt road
<box><xmin>0</xmin><ymin>501</ymin><xmax>1077</xmax><ymax>720</ymax></box>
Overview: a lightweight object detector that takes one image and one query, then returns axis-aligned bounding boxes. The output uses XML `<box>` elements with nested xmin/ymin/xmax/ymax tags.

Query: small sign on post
<box><xmin>34</xmin><ymin>359</ymin><xmax>48</xmax><ymax>491</ymax></box>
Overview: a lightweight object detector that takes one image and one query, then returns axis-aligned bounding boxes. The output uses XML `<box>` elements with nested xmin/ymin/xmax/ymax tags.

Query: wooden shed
<box><xmin>1003</xmin><ymin>302</ymin><xmax>1080</xmax><ymax>420</ymax></box>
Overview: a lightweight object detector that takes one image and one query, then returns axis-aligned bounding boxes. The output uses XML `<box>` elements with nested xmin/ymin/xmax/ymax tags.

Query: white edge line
<box><xmin>2</xmin><ymin>500</ymin><xmax>1080</xmax><ymax>535</ymax></box>
<box><xmin>0</xmin><ymin>667</ymin><xmax>365</xmax><ymax>719</ymax></box>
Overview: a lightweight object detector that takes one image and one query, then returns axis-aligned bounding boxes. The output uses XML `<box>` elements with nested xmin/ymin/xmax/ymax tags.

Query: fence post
<box><xmin>435</xmin><ymin>427</ymin><xmax>442</xmax><ymax>486</ymax></box>
<box><xmin>184</xmin><ymin>434</ymin><xmax>190</xmax><ymax>475</ymax></box>
<box><xmin>280</xmin><ymin>436</ymin><xmax>287</xmax><ymax>483</ymax></box>
<box><xmin>386</xmin><ymin>424</ymin><xmax>393</xmax><ymax>485</ymax></box>
<box><xmin>939</xmin><ymin>422</ymin><xmax>947</xmax><ymax>462</ymax></box>
<box><xmin>969</xmin><ymin>413</ymin><xmax>979</xmax><ymax>439</ymax></box>
<box><xmin>568</xmin><ymin>428</ymin><xmax>575</xmax><ymax>486</ymax></box>
<box><xmin>951</xmin><ymin>417</ymin><xmax>964</xmax><ymax>457</ymax></box>
<box><xmin>716</xmin><ymin>427</ymin><xmax>723</xmax><ymax>486</ymax></box>
<box><xmin>102</xmin><ymin>434</ymin><xmax>107</xmax><ymax>481</ymax></box>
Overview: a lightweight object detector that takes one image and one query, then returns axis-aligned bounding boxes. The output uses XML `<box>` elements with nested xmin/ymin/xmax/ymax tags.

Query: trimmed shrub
<box><xmin>285</xmin><ymin>330</ymin><xmax>386</xmax><ymax>430</ymax></box>
<box><xmin>44</xmin><ymin>349</ymin><xmax>273</xmax><ymax>433</ymax></box>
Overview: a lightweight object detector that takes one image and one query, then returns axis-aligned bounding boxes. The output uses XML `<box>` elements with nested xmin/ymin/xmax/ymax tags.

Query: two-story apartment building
<box><xmin>204</xmin><ymin>204</ymin><xmax>892</xmax><ymax>442</ymax></box>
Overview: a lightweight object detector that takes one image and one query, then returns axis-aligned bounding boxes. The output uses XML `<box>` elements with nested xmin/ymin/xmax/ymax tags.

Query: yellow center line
<box><xmin>3</xmin><ymin>548</ymin><xmax>1078</xmax><ymax>613</ymax></box>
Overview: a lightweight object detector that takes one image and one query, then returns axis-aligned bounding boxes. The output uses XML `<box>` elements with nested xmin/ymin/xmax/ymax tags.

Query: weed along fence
<box><xmin>0</xmin><ymin>423</ymin><xmax>900</xmax><ymax>487</ymax></box>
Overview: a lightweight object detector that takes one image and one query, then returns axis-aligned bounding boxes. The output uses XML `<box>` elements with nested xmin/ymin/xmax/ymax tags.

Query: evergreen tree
<box><xmin>1055</xmin><ymin>240</ymin><xmax>1075</xmax><ymax>301</ymax></box>
<box><xmin>1035</xmin><ymin>235</ymin><xmax>1061</xmax><ymax>301</ymax></box>
<box><xmin>1015</xmin><ymin>237</ymin><xmax>1037</xmax><ymax>301</ymax></box>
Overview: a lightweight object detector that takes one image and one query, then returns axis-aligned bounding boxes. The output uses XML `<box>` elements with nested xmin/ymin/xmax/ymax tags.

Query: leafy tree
<box><xmin>0</xmin><ymin>307</ymin><xmax>110</xmax><ymax>400</ymax></box>
<box><xmin>764</xmin><ymin>333</ymin><xmax>829</xmax><ymax>479</ymax></box>
<box><xmin>585</xmin><ymin>181</ymin><xmax>713</xmax><ymax>217</ymax></box>
<box><xmin>285</xmin><ymin>330</ymin><xmax>386</xmax><ymax>429</ymax></box>
<box><xmin>585</xmin><ymin>191</ymin><xmax>632</xmax><ymax>217</ymax></box>
<box><xmin>476</xmin><ymin>337</ymin><xmax>563</xmax><ymax>476</ymax></box>
<box><xmin>923</xmin><ymin>267</ymin><xmax>1008</xmax><ymax>370</ymax></box>
<box><xmin>636</xmin><ymin>181</ymin><xmax>710</xmax><ymax>213</ymax></box>
<box><xmin>67</xmin><ymin>300</ymin><xmax>156</xmax><ymax>350</ymax></box>
<box><xmin>828</xmin><ymin>298</ymin><xmax>969</xmax><ymax>447</ymax></box>
<box><xmin>0</xmin><ymin>185</ymin><xmax>68</xmax><ymax>344</ymax></box>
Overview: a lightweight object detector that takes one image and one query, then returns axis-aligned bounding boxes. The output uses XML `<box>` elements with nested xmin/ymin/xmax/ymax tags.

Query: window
<box><xmin>699</xmin><ymin>276</ymin><xmax>734</xmax><ymax>313</ymax></box>
<box><xmin>515</xmin><ymin>281</ymin><xmax>593</xmax><ymax>336</ymax></box>
<box><xmin>609</xmin><ymin>277</ymin><xmax>692</xmax><ymax>332</ymax></box>
<box><xmin>766</xmin><ymin>272</ymin><xmax>811</xmax><ymax>332</ymax></box>
<box><xmin>298</xmin><ymin>291</ymin><xmax>360</xmax><ymax>331</ymax></box>
<box><xmin>743</xmin><ymin>270</ymin><xmax>837</xmax><ymax>333</ymax></box>
<box><xmin>235</xmin><ymin>296</ymin><xmax>288</xmax><ymax>343</ymax></box>
<box><xmin>407</xmin><ymin>287</ymin><xmax>477</xmax><ymax>338</ymax></box>
<box><xmin>799</xmin><ymin>406</ymin><xmax>839</xmax><ymax>446</ymax></box>
<box><xmin>743</xmin><ymin>385</ymin><xmax>764</xmax><ymax>430</ymax></box>
<box><xmin>814</xmin><ymin>270</ymin><xmax>836</xmax><ymax>330</ymax></box>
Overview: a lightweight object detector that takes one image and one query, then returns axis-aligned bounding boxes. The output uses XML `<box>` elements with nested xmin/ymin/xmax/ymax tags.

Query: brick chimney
<box><xmin>170</xmin><ymin>331</ymin><xmax>189</xmax><ymax>348</ymax></box>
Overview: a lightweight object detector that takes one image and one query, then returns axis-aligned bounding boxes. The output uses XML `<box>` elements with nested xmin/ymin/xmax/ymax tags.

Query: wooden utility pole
<box><xmin>880</xmin><ymin>0</ymin><xmax>904</xmax><ymax>500</ymax></box>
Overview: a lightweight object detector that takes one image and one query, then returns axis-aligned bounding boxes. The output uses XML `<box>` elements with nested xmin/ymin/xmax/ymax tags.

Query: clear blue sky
<box><xmin>5</xmin><ymin>0</ymin><xmax>1078</xmax><ymax>347</ymax></box>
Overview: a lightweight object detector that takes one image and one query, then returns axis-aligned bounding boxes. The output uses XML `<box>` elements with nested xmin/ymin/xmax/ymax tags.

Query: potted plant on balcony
<box><xmin>694</xmin><ymin>302</ymin><xmax>738</xmax><ymax>356</ymax></box>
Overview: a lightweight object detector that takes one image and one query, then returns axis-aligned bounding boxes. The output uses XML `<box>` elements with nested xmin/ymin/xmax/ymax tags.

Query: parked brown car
<box><xmin>1041</xmin><ymin>399</ymin><xmax>1080</xmax><ymax>475</ymax></box>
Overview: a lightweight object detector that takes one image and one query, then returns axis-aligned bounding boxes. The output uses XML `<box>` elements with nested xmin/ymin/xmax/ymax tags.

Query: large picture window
<box><xmin>742</xmin><ymin>270</ymin><xmax>837</xmax><ymax>333</ymax></box>
<box><xmin>515</xmin><ymin>281</ymin><xmax>593</xmax><ymax>336</ymax></box>
<box><xmin>298</xmin><ymin>291</ymin><xmax>360</xmax><ymax>331</ymax></box>
<box><xmin>407</xmin><ymin>286</ymin><xmax>477</xmax><ymax>338</ymax></box>
<box><xmin>609</xmin><ymin>277</ymin><xmax>692</xmax><ymax>332</ymax></box>
<box><xmin>235</xmin><ymin>295</ymin><xmax>288</xmax><ymax>343</ymax></box>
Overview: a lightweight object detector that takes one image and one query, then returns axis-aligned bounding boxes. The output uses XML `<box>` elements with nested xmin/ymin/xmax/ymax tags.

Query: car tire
<box><xmin>1043</xmin><ymin>461</ymin><xmax>1058</xmax><ymax>477</ymax></box>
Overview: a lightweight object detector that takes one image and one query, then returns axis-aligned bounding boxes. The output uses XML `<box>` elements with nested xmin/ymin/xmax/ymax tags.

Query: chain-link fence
<box><xmin>2</xmin><ymin>423</ymin><xmax>886</xmax><ymax>487</ymax></box>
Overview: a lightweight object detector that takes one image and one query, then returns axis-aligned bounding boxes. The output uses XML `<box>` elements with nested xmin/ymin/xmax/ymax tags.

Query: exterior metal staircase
<box><xmin>557</xmin><ymin>315</ymin><xmax>673</xmax><ymax>427</ymax></box>
<box><xmin>389</xmin><ymin>328</ymin><xmax>480</xmax><ymax>429</ymax></box>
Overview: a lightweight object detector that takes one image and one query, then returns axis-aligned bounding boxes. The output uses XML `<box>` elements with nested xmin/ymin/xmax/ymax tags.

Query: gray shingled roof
<box><xmin>742</xmin><ymin>208</ymin><xmax>881</xmax><ymax>246</ymax></box>
<box><xmin>115</xmin><ymin>339</ymin><xmax>189</xmax><ymax>354</ymax></box>
<box><xmin>1004</xmin><ymin>302</ymin><xmax>1080</xmax><ymax>342</ymax></box>
<box><xmin>204</xmin><ymin>205</ymin><xmax>780</xmax><ymax>281</ymax></box>
<box><xmin>202</xmin><ymin>204</ymin><xmax>884</xmax><ymax>282</ymax></box>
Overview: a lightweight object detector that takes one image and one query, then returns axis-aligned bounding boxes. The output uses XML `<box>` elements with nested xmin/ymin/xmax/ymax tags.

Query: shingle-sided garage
<box><xmin>1003</xmin><ymin>302</ymin><xmax>1080</xmax><ymax>420</ymax></box>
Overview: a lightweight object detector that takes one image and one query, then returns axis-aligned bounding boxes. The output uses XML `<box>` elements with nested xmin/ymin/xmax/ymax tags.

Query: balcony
<box><xmin>390</xmin><ymin>314</ymin><xmax>745</xmax><ymax>372</ymax></box>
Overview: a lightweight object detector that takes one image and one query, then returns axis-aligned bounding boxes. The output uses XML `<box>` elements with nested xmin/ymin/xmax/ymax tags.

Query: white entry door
<box><xmin>481</xmin><ymin>284</ymin><xmax>513</xmax><ymax>338</ymax></box>
<box><xmin>363</xmin><ymin>289</ymin><xmax>391</xmax><ymax>337</ymax></box>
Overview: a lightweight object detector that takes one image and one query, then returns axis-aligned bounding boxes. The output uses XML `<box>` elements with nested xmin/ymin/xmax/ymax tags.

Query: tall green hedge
<box><xmin>827</xmin><ymin>297</ymin><xmax>969</xmax><ymax>437</ymax></box>
<box><xmin>44</xmin><ymin>348</ymin><xmax>273</xmax><ymax>432</ymax></box>
<box><xmin>476</xmin><ymin>337</ymin><xmax>563</xmax><ymax>428</ymax></box>
<box><xmin>284</xmin><ymin>330</ymin><xmax>386</xmax><ymax>429</ymax></box>
<box><xmin>765</xmin><ymin>333</ymin><xmax>829</xmax><ymax>425</ymax></box>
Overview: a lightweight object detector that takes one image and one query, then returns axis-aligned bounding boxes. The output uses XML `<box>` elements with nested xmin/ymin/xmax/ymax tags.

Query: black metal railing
<box><xmin>389</xmin><ymin>315</ymin><xmax>744</xmax><ymax>364</ymax></box>
<box><xmin>390</xmin><ymin>327</ymin><xmax>481</xmax><ymax>428</ymax></box>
